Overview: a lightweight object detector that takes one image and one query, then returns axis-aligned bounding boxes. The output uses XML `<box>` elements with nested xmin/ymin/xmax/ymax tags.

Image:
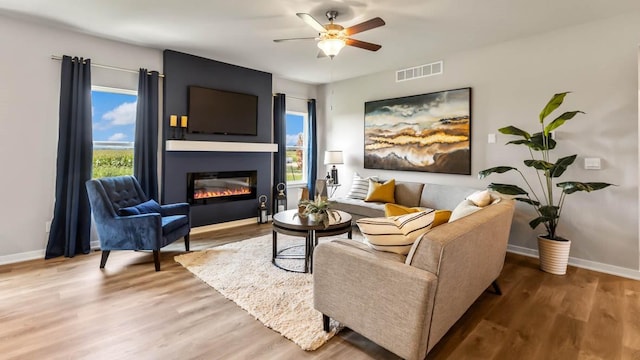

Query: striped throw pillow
<box><xmin>347</xmin><ymin>173</ymin><xmax>377</xmax><ymax>200</ymax></box>
<box><xmin>356</xmin><ymin>209</ymin><xmax>436</xmax><ymax>255</ymax></box>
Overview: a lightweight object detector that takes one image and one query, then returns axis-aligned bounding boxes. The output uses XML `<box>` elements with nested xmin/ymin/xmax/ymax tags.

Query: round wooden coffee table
<box><xmin>272</xmin><ymin>209</ymin><xmax>352</xmax><ymax>273</ymax></box>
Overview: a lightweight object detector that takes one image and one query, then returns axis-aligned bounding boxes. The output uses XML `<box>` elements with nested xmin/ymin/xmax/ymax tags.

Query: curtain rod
<box><xmin>273</xmin><ymin>93</ymin><xmax>313</xmax><ymax>102</ymax></box>
<box><xmin>50</xmin><ymin>55</ymin><xmax>165</xmax><ymax>78</ymax></box>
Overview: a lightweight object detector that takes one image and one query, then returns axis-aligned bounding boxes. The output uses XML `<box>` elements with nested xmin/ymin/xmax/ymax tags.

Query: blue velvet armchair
<box><xmin>86</xmin><ymin>175</ymin><xmax>191</xmax><ymax>271</ymax></box>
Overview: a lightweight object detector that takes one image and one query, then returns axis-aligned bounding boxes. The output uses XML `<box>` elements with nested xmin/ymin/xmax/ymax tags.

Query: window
<box><xmin>91</xmin><ymin>86</ymin><xmax>137</xmax><ymax>179</ymax></box>
<box><xmin>285</xmin><ymin>111</ymin><xmax>308</xmax><ymax>185</ymax></box>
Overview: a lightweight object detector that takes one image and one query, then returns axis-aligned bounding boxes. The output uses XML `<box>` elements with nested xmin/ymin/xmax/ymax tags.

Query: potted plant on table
<box><xmin>479</xmin><ymin>92</ymin><xmax>613</xmax><ymax>275</ymax></box>
<box><xmin>296</xmin><ymin>197</ymin><xmax>342</xmax><ymax>229</ymax></box>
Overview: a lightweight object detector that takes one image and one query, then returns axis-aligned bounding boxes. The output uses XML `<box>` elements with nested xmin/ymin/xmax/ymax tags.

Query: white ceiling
<box><xmin>1</xmin><ymin>0</ymin><xmax>640</xmax><ymax>84</ymax></box>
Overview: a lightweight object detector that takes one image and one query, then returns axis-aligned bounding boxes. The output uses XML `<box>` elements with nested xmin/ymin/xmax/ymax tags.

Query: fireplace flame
<box><xmin>194</xmin><ymin>187</ymin><xmax>252</xmax><ymax>200</ymax></box>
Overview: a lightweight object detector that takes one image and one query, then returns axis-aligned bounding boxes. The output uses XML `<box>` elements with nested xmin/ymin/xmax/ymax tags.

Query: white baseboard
<box><xmin>507</xmin><ymin>244</ymin><xmax>640</xmax><ymax>281</ymax></box>
<box><xmin>0</xmin><ymin>249</ymin><xmax>46</xmax><ymax>265</ymax></box>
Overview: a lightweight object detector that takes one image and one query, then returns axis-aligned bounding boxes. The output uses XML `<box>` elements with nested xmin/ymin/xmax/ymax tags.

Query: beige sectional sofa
<box><xmin>314</xmin><ymin>181</ymin><xmax>516</xmax><ymax>360</ymax></box>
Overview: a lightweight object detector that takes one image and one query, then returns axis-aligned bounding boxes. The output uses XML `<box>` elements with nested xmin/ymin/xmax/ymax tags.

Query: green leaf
<box><xmin>524</xmin><ymin>160</ymin><xmax>554</xmax><ymax>171</ymax></box>
<box><xmin>539</xmin><ymin>92</ymin><xmax>569</xmax><ymax>123</ymax></box>
<box><xmin>499</xmin><ymin>126</ymin><xmax>530</xmax><ymax>139</ymax></box>
<box><xmin>557</xmin><ymin>181</ymin><xmax>614</xmax><ymax>194</ymax></box>
<box><xmin>550</xmin><ymin>155</ymin><xmax>577</xmax><ymax>178</ymax></box>
<box><xmin>487</xmin><ymin>183</ymin><xmax>528</xmax><ymax>196</ymax></box>
<box><xmin>529</xmin><ymin>132</ymin><xmax>556</xmax><ymax>151</ymax></box>
<box><xmin>544</xmin><ymin>111</ymin><xmax>585</xmax><ymax>135</ymax></box>
<box><xmin>515</xmin><ymin>198</ymin><xmax>540</xmax><ymax>206</ymax></box>
<box><xmin>539</xmin><ymin>205</ymin><xmax>559</xmax><ymax>218</ymax></box>
<box><xmin>529</xmin><ymin>216</ymin><xmax>547</xmax><ymax>229</ymax></box>
<box><xmin>478</xmin><ymin>166</ymin><xmax>517</xmax><ymax>179</ymax></box>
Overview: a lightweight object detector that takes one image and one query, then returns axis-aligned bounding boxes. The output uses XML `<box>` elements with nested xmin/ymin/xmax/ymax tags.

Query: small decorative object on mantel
<box><xmin>295</xmin><ymin>197</ymin><xmax>342</xmax><ymax>229</ymax></box>
<box><xmin>169</xmin><ymin>115</ymin><xmax>178</xmax><ymax>139</ymax></box>
<box><xmin>275</xmin><ymin>182</ymin><xmax>287</xmax><ymax>213</ymax></box>
<box><xmin>257</xmin><ymin>195</ymin><xmax>268</xmax><ymax>224</ymax></box>
<box><xmin>479</xmin><ymin>92</ymin><xmax>614</xmax><ymax>275</ymax></box>
<box><xmin>180</xmin><ymin>115</ymin><xmax>188</xmax><ymax>139</ymax></box>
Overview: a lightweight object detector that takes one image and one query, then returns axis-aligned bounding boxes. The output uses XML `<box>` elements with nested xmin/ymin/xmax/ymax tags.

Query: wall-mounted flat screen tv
<box><xmin>187</xmin><ymin>86</ymin><xmax>258</xmax><ymax>136</ymax></box>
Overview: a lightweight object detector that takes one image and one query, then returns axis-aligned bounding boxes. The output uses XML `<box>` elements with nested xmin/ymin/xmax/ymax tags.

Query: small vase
<box><xmin>537</xmin><ymin>236</ymin><xmax>571</xmax><ymax>275</ymax></box>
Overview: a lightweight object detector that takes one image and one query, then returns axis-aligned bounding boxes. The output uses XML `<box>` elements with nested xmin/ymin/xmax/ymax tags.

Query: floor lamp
<box><xmin>324</xmin><ymin>150</ymin><xmax>343</xmax><ymax>185</ymax></box>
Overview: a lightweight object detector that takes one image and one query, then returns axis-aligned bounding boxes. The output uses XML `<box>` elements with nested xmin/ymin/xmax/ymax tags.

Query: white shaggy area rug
<box><xmin>174</xmin><ymin>234</ymin><xmax>346</xmax><ymax>351</ymax></box>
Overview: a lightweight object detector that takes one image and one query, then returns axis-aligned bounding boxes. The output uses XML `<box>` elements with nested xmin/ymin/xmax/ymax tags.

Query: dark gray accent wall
<box><xmin>162</xmin><ymin>50</ymin><xmax>273</xmax><ymax>227</ymax></box>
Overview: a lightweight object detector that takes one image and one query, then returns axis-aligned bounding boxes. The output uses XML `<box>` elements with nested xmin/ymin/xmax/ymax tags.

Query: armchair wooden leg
<box><xmin>492</xmin><ymin>280</ymin><xmax>502</xmax><ymax>295</ymax></box>
<box><xmin>322</xmin><ymin>314</ymin><xmax>330</xmax><ymax>332</ymax></box>
<box><xmin>184</xmin><ymin>233</ymin><xmax>190</xmax><ymax>251</ymax></box>
<box><xmin>100</xmin><ymin>250</ymin><xmax>110</xmax><ymax>269</ymax></box>
<box><xmin>153</xmin><ymin>250</ymin><xmax>161</xmax><ymax>271</ymax></box>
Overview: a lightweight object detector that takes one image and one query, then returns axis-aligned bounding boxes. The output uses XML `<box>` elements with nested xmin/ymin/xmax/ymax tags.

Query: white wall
<box><xmin>0</xmin><ymin>15</ymin><xmax>162</xmax><ymax>262</ymax></box>
<box><xmin>318</xmin><ymin>13</ymin><xmax>640</xmax><ymax>272</ymax></box>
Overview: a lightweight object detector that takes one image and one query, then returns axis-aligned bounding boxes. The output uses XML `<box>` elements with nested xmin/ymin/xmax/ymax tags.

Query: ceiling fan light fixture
<box><xmin>317</xmin><ymin>38</ymin><xmax>345</xmax><ymax>58</ymax></box>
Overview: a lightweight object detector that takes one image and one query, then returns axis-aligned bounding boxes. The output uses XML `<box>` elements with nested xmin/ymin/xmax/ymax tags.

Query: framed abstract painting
<box><xmin>364</xmin><ymin>87</ymin><xmax>471</xmax><ymax>175</ymax></box>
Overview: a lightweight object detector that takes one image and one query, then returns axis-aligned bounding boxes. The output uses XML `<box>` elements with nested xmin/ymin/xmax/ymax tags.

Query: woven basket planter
<box><xmin>537</xmin><ymin>236</ymin><xmax>571</xmax><ymax>275</ymax></box>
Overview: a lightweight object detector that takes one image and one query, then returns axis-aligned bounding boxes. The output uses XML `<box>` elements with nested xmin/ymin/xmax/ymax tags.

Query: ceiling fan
<box><xmin>274</xmin><ymin>11</ymin><xmax>385</xmax><ymax>58</ymax></box>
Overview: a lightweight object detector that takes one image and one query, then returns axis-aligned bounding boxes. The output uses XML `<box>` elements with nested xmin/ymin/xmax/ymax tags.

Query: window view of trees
<box><xmin>91</xmin><ymin>87</ymin><xmax>137</xmax><ymax>178</ymax></box>
<box><xmin>285</xmin><ymin>112</ymin><xmax>307</xmax><ymax>184</ymax></box>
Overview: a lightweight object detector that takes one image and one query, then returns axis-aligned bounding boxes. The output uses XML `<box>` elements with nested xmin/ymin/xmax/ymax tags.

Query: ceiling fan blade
<box><xmin>273</xmin><ymin>37</ymin><xmax>317</xmax><ymax>43</ymax></box>
<box><xmin>345</xmin><ymin>38</ymin><xmax>382</xmax><ymax>51</ymax></box>
<box><xmin>317</xmin><ymin>50</ymin><xmax>327</xmax><ymax>58</ymax></box>
<box><xmin>344</xmin><ymin>17</ymin><xmax>385</xmax><ymax>36</ymax></box>
<box><xmin>296</xmin><ymin>13</ymin><xmax>327</xmax><ymax>33</ymax></box>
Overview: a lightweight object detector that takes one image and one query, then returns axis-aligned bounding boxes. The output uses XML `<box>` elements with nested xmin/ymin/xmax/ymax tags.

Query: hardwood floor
<box><xmin>1</xmin><ymin>223</ymin><xmax>639</xmax><ymax>359</ymax></box>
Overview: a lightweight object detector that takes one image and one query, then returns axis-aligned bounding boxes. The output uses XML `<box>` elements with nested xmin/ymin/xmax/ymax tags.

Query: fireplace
<box><xmin>187</xmin><ymin>170</ymin><xmax>257</xmax><ymax>205</ymax></box>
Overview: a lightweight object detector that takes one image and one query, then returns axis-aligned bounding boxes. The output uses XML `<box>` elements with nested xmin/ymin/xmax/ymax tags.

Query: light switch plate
<box><xmin>488</xmin><ymin>133</ymin><xmax>496</xmax><ymax>144</ymax></box>
<box><xmin>584</xmin><ymin>157</ymin><xmax>601</xmax><ymax>170</ymax></box>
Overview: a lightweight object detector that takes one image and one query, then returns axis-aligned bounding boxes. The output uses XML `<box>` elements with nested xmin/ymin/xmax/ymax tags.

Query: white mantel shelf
<box><xmin>166</xmin><ymin>140</ymin><xmax>278</xmax><ymax>153</ymax></box>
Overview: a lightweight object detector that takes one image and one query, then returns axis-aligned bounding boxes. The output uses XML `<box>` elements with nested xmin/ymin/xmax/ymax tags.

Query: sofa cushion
<box><xmin>330</xmin><ymin>197</ymin><xmax>386</xmax><ymax>218</ymax></box>
<box><xmin>394</xmin><ymin>182</ymin><xmax>425</xmax><ymax>207</ymax></box>
<box><xmin>384</xmin><ymin>203</ymin><xmax>424</xmax><ymax>217</ymax></box>
<box><xmin>117</xmin><ymin>199</ymin><xmax>162</xmax><ymax>216</ymax></box>
<box><xmin>357</xmin><ymin>210</ymin><xmax>436</xmax><ymax>255</ymax></box>
<box><xmin>346</xmin><ymin>173</ymin><xmax>377</xmax><ymax>200</ymax></box>
<box><xmin>365</xmin><ymin>179</ymin><xmax>395</xmax><ymax>203</ymax></box>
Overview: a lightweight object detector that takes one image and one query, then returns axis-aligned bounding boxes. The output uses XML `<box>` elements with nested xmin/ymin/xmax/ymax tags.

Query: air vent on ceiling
<box><xmin>395</xmin><ymin>61</ymin><xmax>443</xmax><ymax>82</ymax></box>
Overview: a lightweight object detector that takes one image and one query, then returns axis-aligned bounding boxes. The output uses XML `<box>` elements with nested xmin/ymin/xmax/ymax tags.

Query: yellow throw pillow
<box><xmin>384</xmin><ymin>203</ymin><xmax>423</xmax><ymax>217</ymax></box>
<box><xmin>365</xmin><ymin>179</ymin><xmax>395</xmax><ymax>203</ymax></box>
<box><xmin>432</xmin><ymin>210</ymin><xmax>452</xmax><ymax>228</ymax></box>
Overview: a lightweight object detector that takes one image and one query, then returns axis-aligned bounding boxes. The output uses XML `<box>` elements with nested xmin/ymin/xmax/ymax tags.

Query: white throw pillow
<box><xmin>449</xmin><ymin>199</ymin><xmax>483</xmax><ymax>222</ymax></box>
<box><xmin>357</xmin><ymin>210</ymin><xmax>436</xmax><ymax>255</ymax></box>
<box><xmin>466</xmin><ymin>190</ymin><xmax>492</xmax><ymax>207</ymax></box>
<box><xmin>347</xmin><ymin>173</ymin><xmax>378</xmax><ymax>200</ymax></box>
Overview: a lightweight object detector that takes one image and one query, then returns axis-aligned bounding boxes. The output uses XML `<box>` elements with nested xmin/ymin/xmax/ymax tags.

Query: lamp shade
<box><xmin>324</xmin><ymin>150</ymin><xmax>344</xmax><ymax>165</ymax></box>
<box><xmin>317</xmin><ymin>38</ymin><xmax>345</xmax><ymax>58</ymax></box>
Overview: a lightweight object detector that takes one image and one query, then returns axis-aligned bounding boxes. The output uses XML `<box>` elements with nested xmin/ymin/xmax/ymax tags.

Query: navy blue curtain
<box><xmin>306</xmin><ymin>99</ymin><xmax>317</xmax><ymax>196</ymax></box>
<box><xmin>134</xmin><ymin>69</ymin><xmax>159</xmax><ymax>200</ymax></box>
<box><xmin>273</xmin><ymin>93</ymin><xmax>286</xmax><ymax>214</ymax></box>
<box><xmin>45</xmin><ymin>56</ymin><xmax>93</xmax><ymax>259</ymax></box>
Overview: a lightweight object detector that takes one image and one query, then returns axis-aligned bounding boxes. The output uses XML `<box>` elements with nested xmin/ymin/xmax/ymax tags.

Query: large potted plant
<box><xmin>479</xmin><ymin>92</ymin><xmax>613</xmax><ymax>275</ymax></box>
